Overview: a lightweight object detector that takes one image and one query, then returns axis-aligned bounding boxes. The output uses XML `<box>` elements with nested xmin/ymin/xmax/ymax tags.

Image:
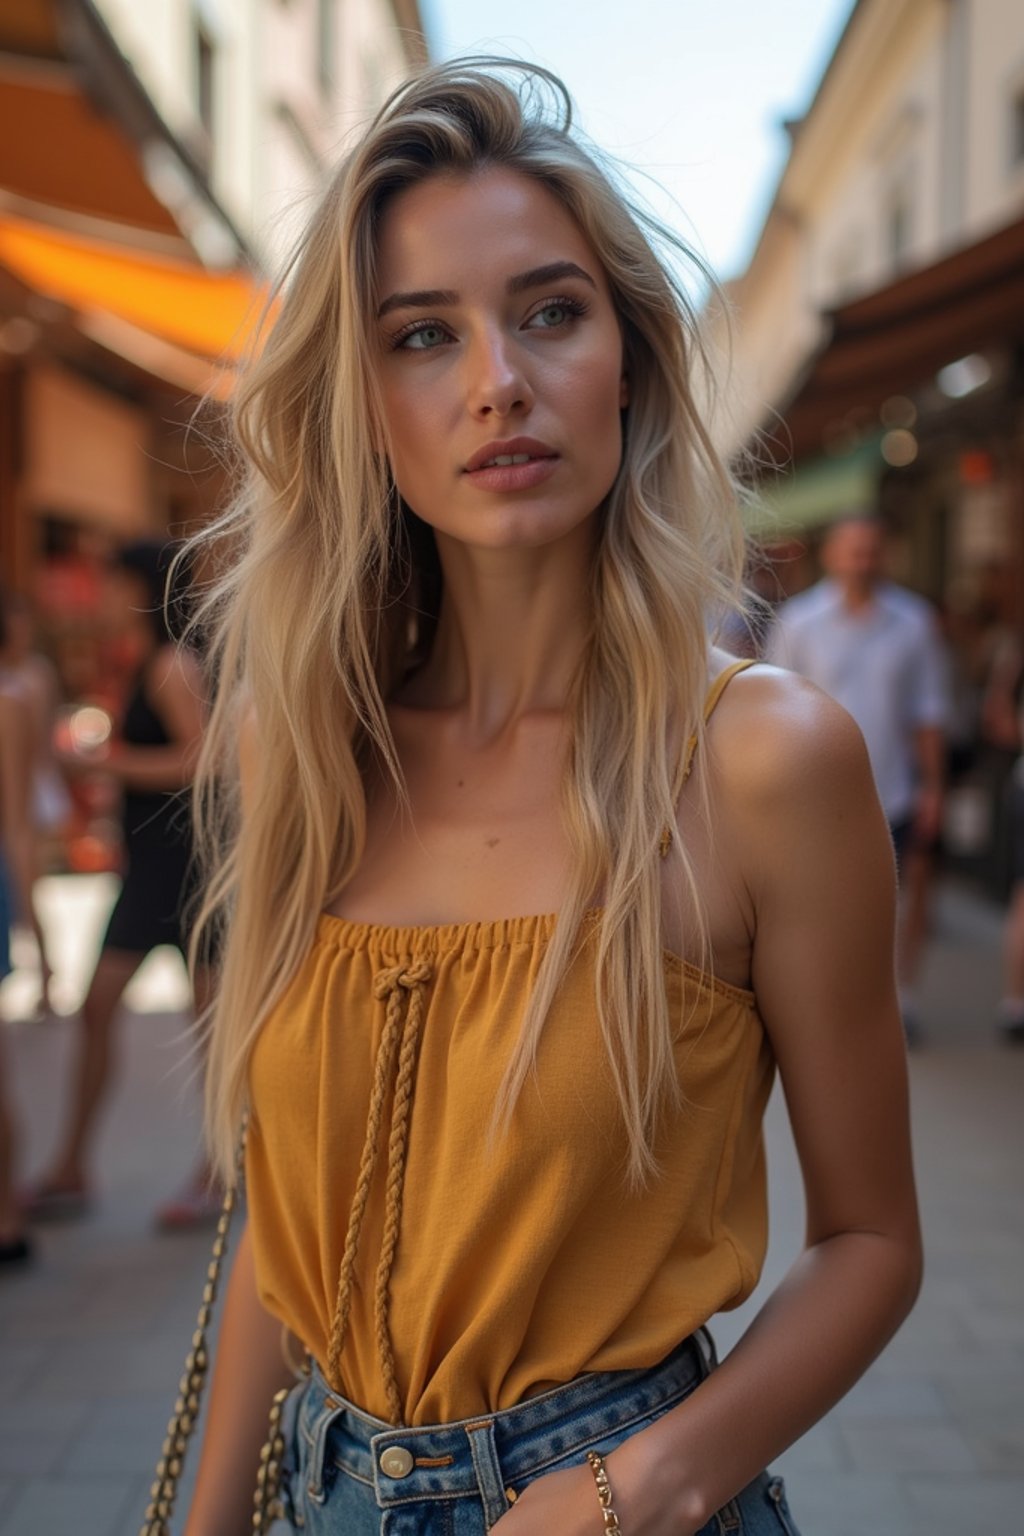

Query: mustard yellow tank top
<box><xmin>246</xmin><ymin>661</ymin><xmax>775</xmax><ymax>1427</ymax></box>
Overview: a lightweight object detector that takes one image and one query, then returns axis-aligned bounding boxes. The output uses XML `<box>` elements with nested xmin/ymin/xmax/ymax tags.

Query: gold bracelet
<box><xmin>586</xmin><ymin>1450</ymin><xmax>624</xmax><ymax>1534</ymax></box>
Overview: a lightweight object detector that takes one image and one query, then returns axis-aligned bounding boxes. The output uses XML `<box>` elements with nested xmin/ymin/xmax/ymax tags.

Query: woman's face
<box><xmin>373</xmin><ymin>166</ymin><xmax>628</xmax><ymax>551</ymax></box>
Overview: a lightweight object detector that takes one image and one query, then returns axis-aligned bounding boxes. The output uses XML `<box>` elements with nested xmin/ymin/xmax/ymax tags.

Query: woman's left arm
<box><xmin>496</xmin><ymin>670</ymin><xmax>922</xmax><ymax>1534</ymax></box>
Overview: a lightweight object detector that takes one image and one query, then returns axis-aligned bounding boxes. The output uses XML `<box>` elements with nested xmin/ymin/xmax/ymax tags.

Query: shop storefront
<box><xmin>754</xmin><ymin>213</ymin><xmax>1024</xmax><ymax>889</ymax></box>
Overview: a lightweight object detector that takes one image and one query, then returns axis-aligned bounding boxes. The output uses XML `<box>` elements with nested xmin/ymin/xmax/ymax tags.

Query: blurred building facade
<box><xmin>0</xmin><ymin>0</ymin><xmax>425</xmax><ymax>575</ymax></box>
<box><xmin>720</xmin><ymin>0</ymin><xmax>1024</xmax><ymax>882</ymax></box>
<box><xmin>88</xmin><ymin>0</ymin><xmax>426</xmax><ymax>267</ymax></box>
<box><xmin>0</xmin><ymin>0</ymin><xmax>427</xmax><ymax>585</ymax></box>
<box><xmin>722</xmin><ymin>0</ymin><xmax>1024</xmax><ymax>613</ymax></box>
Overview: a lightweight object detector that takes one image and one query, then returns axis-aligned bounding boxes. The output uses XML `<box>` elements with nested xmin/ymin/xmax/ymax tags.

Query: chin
<box><xmin>413</xmin><ymin>490</ymin><xmax>597</xmax><ymax>554</ymax></box>
<box><xmin>467</xmin><ymin>506</ymin><xmax>597</xmax><ymax>552</ymax></box>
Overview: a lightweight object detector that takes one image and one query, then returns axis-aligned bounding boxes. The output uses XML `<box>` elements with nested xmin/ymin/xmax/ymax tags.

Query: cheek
<box><xmin>380</xmin><ymin>381</ymin><xmax>447</xmax><ymax>492</ymax></box>
<box><xmin>560</xmin><ymin>322</ymin><xmax>625</xmax><ymax>424</ymax></box>
<box><xmin>570</xmin><ymin>358</ymin><xmax>626</xmax><ymax>478</ymax></box>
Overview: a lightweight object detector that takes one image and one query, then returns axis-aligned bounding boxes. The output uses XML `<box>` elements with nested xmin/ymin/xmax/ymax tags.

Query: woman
<box><xmin>0</xmin><ymin>587</ymin><xmax>56</xmax><ymax>1016</ymax></box>
<box><xmin>0</xmin><ymin>589</ymin><xmax>72</xmax><ymax>844</ymax></box>
<box><xmin>180</xmin><ymin>60</ymin><xmax>920</xmax><ymax>1536</ymax></box>
<box><xmin>27</xmin><ymin>541</ymin><xmax>214</xmax><ymax>1225</ymax></box>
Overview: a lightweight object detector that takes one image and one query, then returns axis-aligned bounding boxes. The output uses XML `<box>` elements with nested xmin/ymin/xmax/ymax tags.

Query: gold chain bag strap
<box><xmin>139</xmin><ymin>1117</ymin><xmax>292</xmax><ymax>1535</ymax></box>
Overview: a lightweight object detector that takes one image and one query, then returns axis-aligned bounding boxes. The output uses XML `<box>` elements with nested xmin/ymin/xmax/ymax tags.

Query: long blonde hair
<box><xmin>189</xmin><ymin>58</ymin><xmax>746</xmax><ymax>1186</ymax></box>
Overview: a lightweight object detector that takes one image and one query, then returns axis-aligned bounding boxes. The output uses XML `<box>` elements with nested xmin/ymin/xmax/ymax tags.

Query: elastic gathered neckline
<box><xmin>315</xmin><ymin>906</ymin><xmax>756</xmax><ymax>1007</ymax></box>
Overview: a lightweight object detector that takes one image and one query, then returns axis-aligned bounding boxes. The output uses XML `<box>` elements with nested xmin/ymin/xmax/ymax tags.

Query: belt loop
<box><xmin>694</xmin><ymin>1326</ymin><xmax>718</xmax><ymax>1378</ymax></box>
<box><xmin>465</xmin><ymin>1419</ymin><xmax>505</xmax><ymax>1531</ymax></box>
<box><xmin>305</xmin><ymin>1397</ymin><xmax>345</xmax><ymax>1505</ymax></box>
<box><xmin>716</xmin><ymin>1497</ymin><xmax>742</xmax><ymax>1533</ymax></box>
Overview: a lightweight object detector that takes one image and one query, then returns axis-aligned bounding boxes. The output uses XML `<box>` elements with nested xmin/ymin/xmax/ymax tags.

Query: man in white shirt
<box><xmin>767</xmin><ymin>516</ymin><xmax>950</xmax><ymax>1036</ymax></box>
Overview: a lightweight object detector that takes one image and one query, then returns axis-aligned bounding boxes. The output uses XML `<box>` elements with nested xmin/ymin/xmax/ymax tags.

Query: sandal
<box><xmin>0</xmin><ymin>1232</ymin><xmax>32</xmax><ymax>1267</ymax></box>
<box><xmin>21</xmin><ymin>1181</ymin><xmax>91</xmax><ymax>1222</ymax></box>
<box><xmin>154</xmin><ymin>1183</ymin><xmax>224</xmax><ymax>1232</ymax></box>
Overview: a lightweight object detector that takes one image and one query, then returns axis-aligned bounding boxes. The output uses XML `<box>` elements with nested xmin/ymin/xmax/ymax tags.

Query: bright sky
<box><xmin>420</xmin><ymin>0</ymin><xmax>856</xmax><ymax>284</ymax></box>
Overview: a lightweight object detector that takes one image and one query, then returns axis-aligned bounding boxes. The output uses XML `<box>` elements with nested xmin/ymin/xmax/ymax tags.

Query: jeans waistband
<box><xmin>296</xmin><ymin>1331</ymin><xmax>713</xmax><ymax>1525</ymax></box>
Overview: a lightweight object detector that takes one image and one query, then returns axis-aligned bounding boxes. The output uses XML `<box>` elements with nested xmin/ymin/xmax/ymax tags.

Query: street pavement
<box><xmin>1</xmin><ymin>874</ymin><xmax>1022</xmax><ymax>1536</ymax></box>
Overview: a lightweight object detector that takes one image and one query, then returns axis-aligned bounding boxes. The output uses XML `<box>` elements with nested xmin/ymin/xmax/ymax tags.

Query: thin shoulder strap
<box><xmin>660</xmin><ymin>660</ymin><xmax>756</xmax><ymax>858</ymax></box>
<box><xmin>681</xmin><ymin>657</ymin><xmax>756</xmax><ymax>788</ymax></box>
<box><xmin>704</xmin><ymin>657</ymin><xmax>755</xmax><ymax>721</ymax></box>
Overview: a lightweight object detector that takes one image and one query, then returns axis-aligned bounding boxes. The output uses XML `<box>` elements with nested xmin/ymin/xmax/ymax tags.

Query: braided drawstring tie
<box><xmin>325</xmin><ymin>959</ymin><xmax>433</xmax><ymax>1426</ymax></box>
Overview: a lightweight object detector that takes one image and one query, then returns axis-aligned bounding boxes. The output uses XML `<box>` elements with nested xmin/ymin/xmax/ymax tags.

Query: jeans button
<box><xmin>380</xmin><ymin>1445</ymin><xmax>414</xmax><ymax>1478</ymax></box>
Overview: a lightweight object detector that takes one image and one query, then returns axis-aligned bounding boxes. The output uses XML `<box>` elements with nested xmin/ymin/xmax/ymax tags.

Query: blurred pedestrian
<box><xmin>0</xmin><ymin>594</ymin><xmax>37</xmax><ymax>1267</ymax></box>
<box><xmin>175</xmin><ymin>61</ymin><xmax>919</xmax><ymax>1536</ymax></box>
<box><xmin>0</xmin><ymin>589</ymin><xmax>72</xmax><ymax>841</ymax></box>
<box><xmin>0</xmin><ymin>588</ymin><xmax>56</xmax><ymax>1016</ymax></box>
<box><xmin>767</xmin><ymin>515</ymin><xmax>950</xmax><ymax>1038</ymax></box>
<box><xmin>24</xmin><ymin>540</ymin><xmax>217</xmax><ymax>1226</ymax></box>
<box><xmin>999</xmin><ymin>768</ymin><xmax>1024</xmax><ymax>1043</ymax></box>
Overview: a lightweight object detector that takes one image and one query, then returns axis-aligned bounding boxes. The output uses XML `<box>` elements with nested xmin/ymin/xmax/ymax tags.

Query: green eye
<box><xmin>403</xmin><ymin>324</ymin><xmax>447</xmax><ymax>350</ymax></box>
<box><xmin>526</xmin><ymin>297</ymin><xmax>586</xmax><ymax>330</ymax></box>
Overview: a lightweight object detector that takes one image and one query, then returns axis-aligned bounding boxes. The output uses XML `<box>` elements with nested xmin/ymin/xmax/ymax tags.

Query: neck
<box><xmin>404</xmin><ymin>522</ymin><xmax>595</xmax><ymax>742</ymax></box>
<box><xmin>838</xmin><ymin>578</ymin><xmax>877</xmax><ymax>614</ymax></box>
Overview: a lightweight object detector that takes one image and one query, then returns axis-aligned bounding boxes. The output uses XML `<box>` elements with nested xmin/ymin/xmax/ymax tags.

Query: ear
<box><xmin>619</xmin><ymin>371</ymin><xmax>630</xmax><ymax>409</ymax></box>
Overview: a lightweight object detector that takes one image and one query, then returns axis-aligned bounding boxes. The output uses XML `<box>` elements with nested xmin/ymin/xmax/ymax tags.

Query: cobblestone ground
<box><xmin>0</xmin><ymin>876</ymin><xmax>1021</xmax><ymax>1536</ymax></box>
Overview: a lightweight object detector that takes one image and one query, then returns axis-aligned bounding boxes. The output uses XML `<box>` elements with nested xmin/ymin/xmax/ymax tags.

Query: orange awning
<box><xmin>0</xmin><ymin>214</ymin><xmax>266</xmax><ymax>367</ymax></box>
<box><xmin>0</xmin><ymin>69</ymin><xmax>184</xmax><ymax>240</ymax></box>
<box><xmin>0</xmin><ymin>0</ymin><xmax>241</xmax><ymax>252</ymax></box>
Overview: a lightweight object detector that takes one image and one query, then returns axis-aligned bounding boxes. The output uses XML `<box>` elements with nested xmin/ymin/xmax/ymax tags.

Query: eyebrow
<box><xmin>376</xmin><ymin>261</ymin><xmax>597</xmax><ymax>319</ymax></box>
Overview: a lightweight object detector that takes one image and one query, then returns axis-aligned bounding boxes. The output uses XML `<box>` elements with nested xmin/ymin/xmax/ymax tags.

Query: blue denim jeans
<box><xmin>279</xmin><ymin>1332</ymin><xmax>802</xmax><ymax>1535</ymax></box>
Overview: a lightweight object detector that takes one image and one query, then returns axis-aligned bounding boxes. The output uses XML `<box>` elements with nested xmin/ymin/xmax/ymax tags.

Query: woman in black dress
<box><xmin>27</xmin><ymin>541</ymin><xmax>215</xmax><ymax>1225</ymax></box>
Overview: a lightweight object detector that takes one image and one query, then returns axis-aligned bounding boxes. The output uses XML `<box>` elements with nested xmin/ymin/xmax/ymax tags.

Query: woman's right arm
<box><xmin>184</xmin><ymin>1220</ymin><xmax>296</xmax><ymax>1536</ymax></box>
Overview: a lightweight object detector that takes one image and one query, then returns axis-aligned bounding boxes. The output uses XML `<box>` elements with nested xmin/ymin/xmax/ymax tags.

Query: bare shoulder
<box><xmin>706</xmin><ymin>655</ymin><xmax>874</xmax><ymax>810</ymax></box>
<box><xmin>702</xmin><ymin>656</ymin><xmax>893</xmax><ymax>948</ymax></box>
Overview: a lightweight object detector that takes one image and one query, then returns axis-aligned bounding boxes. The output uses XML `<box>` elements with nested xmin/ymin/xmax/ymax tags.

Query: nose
<box><xmin>464</xmin><ymin>327</ymin><xmax>533</xmax><ymax>419</ymax></box>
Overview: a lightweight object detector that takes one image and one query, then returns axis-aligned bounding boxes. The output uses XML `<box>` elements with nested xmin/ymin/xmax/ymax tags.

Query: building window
<box><xmin>195</xmin><ymin>17</ymin><xmax>216</xmax><ymax>142</ymax></box>
<box><xmin>831</xmin><ymin>231</ymin><xmax>865</xmax><ymax>300</ymax></box>
<box><xmin>317</xmin><ymin>0</ymin><xmax>335</xmax><ymax>97</ymax></box>
<box><xmin>885</xmin><ymin>181</ymin><xmax>912</xmax><ymax>267</ymax></box>
<box><xmin>1012</xmin><ymin>85</ymin><xmax>1024</xmax><ymax>167</ymax></box>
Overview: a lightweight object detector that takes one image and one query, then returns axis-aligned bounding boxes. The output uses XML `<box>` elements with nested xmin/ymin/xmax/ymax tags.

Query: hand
<box><xmin>54</xmin><ymin>743</ymin><xmax>110</xmax><ymax>779</ymax></box>
<box><xmin>490</xmin><ymin>1461</ymin><xmax>599</xmax><ymax>1536</ymax></box>
<box><xmin>489</xmin><ymin>1451</ymin><xmax>702</xmax><ymax>1536</ymax></box>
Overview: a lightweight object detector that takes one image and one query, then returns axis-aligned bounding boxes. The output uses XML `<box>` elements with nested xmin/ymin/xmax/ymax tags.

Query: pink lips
<box><xmin>462</xmin><ymin>436</ymin><xmax>559</xmax><ymax>493</ymax></box>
